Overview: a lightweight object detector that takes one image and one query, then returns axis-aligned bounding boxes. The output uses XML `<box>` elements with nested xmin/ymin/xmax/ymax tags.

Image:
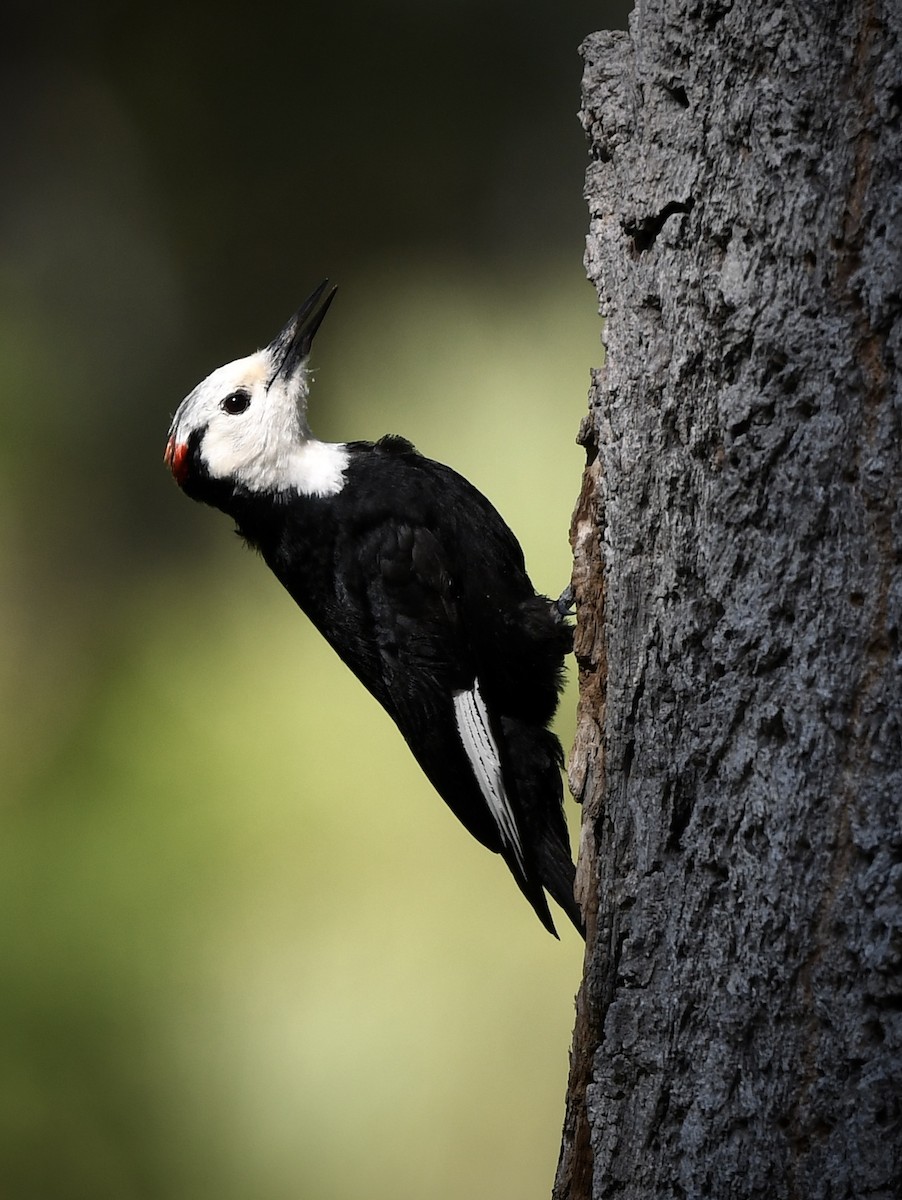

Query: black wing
<box><xmin>350</xmin><ymin>517</ymin><xmax>500</xmax><ymax>846</ymax></box>
<box><xmin>341</xmin><ymin>514</ymin><xmax>564</xmax><ymax>933</ymax></box>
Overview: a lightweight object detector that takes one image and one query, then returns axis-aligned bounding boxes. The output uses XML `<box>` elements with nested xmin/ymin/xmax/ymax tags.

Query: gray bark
<box><xmin>556</xmin><ymin>3</ymin><xmax>902</xmax><ymax>1198</ymax></box>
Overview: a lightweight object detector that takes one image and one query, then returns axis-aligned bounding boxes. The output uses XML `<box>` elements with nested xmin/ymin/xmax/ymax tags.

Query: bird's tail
<box><xmin>500</xmin><ymin>719</ymin><xmax>585</xmax><ymax>939</ymax></box>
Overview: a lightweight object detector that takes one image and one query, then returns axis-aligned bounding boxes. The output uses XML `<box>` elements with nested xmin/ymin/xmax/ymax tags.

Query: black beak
<box><xmin>266</xmin><ymin>280</ymin><xmax>337</xmax><ymax>388</ymax></box>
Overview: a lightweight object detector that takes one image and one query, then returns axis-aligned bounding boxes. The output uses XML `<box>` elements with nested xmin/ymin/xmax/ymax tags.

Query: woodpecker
<box><xmin>164</xmin><ymin>281</ymin><xmax>582</xmax><ymax>937</ymax></box>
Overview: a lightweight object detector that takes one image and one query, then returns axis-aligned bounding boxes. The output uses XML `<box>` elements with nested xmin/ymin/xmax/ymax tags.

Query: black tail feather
<box><xmin>499</xmin><ymin>718</ymin><xmax>585</xmax><ymax>939</ymax></box>
<box><xmin>499</xmin><ymin>843</ymin><xmax>562</xmax><ymax>938</ymax></box>
<box><xmin>535</xmin><ymin>822</ymin><xmax>584</xmax><ymax>938</ymax></box>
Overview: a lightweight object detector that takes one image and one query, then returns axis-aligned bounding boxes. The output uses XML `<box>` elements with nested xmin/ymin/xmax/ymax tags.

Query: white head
<box><xmin>165</xmin><ymin>281</ymin><xmax>348</xmax><ymax>499</ymax></box>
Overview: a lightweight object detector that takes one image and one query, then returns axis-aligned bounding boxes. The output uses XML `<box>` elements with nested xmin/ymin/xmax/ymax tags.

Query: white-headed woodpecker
<box><xmin>164</xmin><ymin>282</ymin><xmax>582</xmax><ymax>937</ymax></box>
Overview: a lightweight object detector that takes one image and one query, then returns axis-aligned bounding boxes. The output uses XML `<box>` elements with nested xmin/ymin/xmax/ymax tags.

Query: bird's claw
<box><xmin>554</xmin><ymin>585</ymin><xmax>575</xmax><ymax>618</ymax></box>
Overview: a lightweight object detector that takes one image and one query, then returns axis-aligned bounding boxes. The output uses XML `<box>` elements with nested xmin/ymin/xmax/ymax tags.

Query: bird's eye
<box><xmin>221</xmin><ymin>390</ymin><xmax>251</xmax><ymax>415</ymax></box>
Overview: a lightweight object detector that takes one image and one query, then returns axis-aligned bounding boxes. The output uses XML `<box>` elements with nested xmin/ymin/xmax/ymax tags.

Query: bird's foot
<box><xmin>554</xmin><ymin>585</ymin><xmax>575</xmax><ymax>618</ymax></box>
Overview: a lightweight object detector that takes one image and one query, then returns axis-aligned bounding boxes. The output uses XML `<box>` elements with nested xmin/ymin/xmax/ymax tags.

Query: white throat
<box><xmin>279</xmin><ymin>437</ymin><xmax>350</xmax><ymax>497</ymax></box>
<box><xmin>225</xmin><ymin>433</ymin><xmax>350</xmax><ymax>498</ymax></box>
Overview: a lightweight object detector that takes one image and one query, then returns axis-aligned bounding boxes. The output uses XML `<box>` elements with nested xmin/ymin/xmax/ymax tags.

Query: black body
<box><xmin>184</xmin><ymin>431</ymin><xmax>582</xmax><ymax>936</ymax></box>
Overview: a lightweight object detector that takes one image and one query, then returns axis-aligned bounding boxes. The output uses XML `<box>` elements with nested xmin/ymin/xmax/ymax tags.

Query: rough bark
<box><xmin>556</xmin><ymin>2</ymin><xmax>902</xmax><ymax>1198</ymax></box>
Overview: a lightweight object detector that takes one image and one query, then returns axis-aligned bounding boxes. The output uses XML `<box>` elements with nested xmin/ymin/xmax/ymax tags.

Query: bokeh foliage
<box><xmin>1</xmin><ymin>2</ymin><xmax>627</xmax><ymax>1196</ymax></box>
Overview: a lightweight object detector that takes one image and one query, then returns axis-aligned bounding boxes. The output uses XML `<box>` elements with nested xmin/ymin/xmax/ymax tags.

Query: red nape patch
<box><xmin>164</xmin><ymin>437</ymin><xmax>189</xmax><ymax>485</ymax></box>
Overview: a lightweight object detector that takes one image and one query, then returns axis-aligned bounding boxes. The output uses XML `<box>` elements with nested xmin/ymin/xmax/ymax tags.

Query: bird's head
<box><xmin>164</xmin><ymin>280</ymin><xmax>338</xmax><ymax>499</ymax></box>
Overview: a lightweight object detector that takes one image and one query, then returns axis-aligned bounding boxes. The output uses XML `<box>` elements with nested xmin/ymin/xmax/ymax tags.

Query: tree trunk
<box><xmin>556</xmin><ymin>3</ymin><xmax>902</xmax><ymax>1198</ymax></box>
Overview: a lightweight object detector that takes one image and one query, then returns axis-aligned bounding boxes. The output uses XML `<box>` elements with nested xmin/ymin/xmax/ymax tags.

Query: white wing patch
<box><xmin>452</xmin><ymin>681</ymin><xmax>525</xmax><ymax>872</ymax></box>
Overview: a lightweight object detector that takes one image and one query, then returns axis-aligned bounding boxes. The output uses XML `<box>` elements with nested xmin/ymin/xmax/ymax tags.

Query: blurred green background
<box><xmin>1</xmin><ymin>2</ymin><xmax>627</xmax><ymax>1196</ymax></box>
